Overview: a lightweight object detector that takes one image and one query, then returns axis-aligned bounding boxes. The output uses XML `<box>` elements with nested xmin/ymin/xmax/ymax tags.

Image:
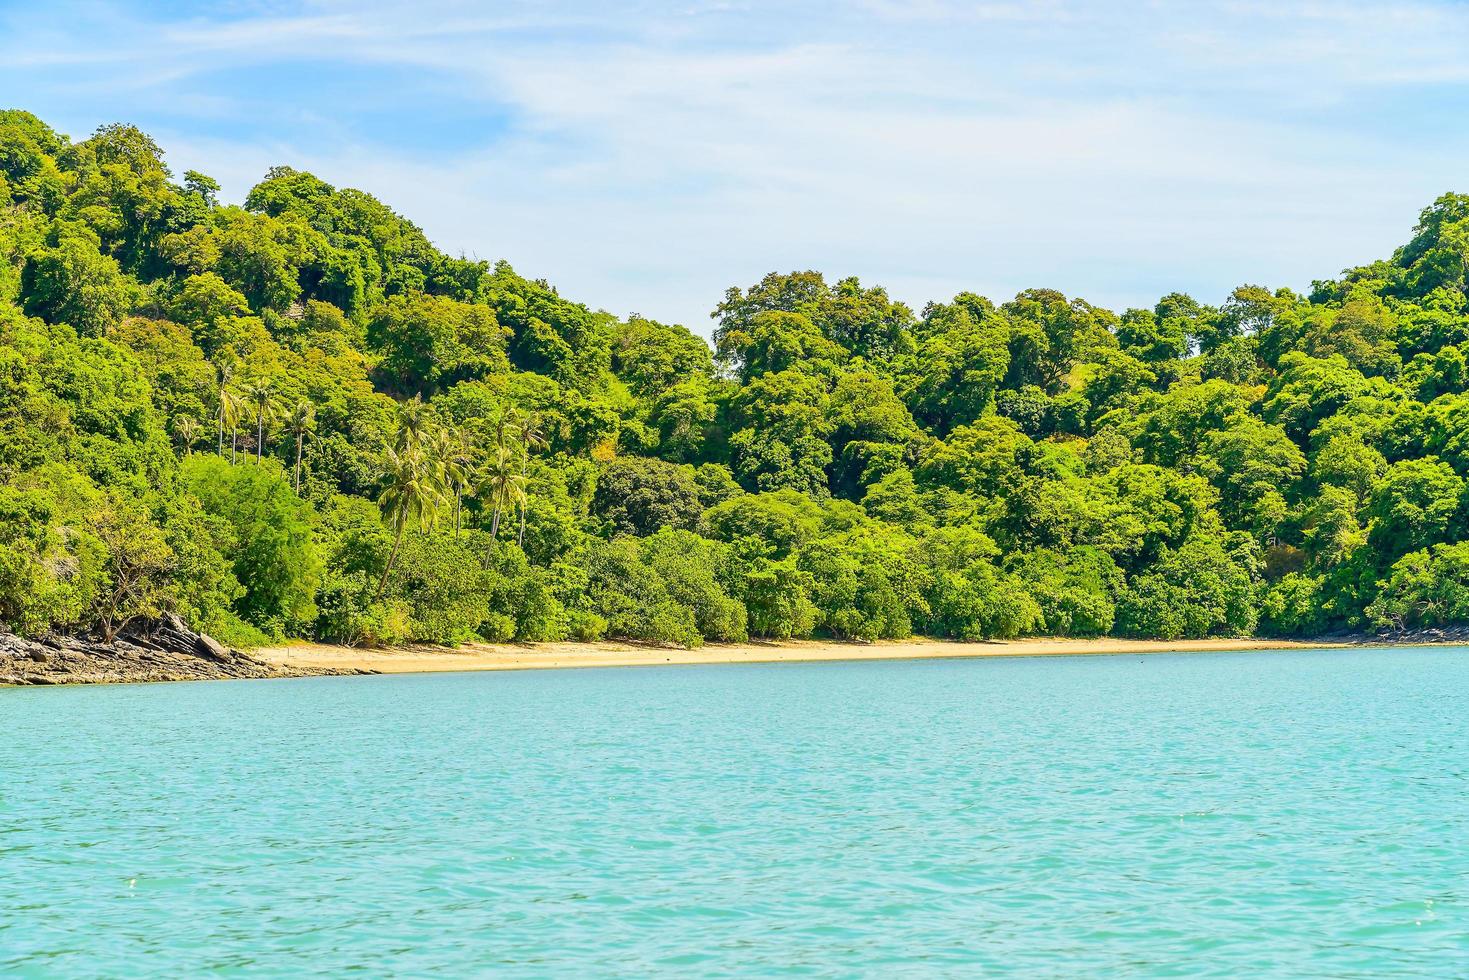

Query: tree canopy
<box><xmin>4</xmin><ymin>112</ymin><xmax>1469</xmax><ymax>647</ymax></box>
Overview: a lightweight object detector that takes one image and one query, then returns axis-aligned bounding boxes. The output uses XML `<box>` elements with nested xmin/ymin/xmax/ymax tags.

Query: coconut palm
<box><xmin>394</xmin><ymin>395</ymin><xmax>432</xmax><ymax>454</ymax></box>
<box><xmin>481</xmin><ymin>445</ymin><xmax>526</xmax><ymax>541</ymax></box>
<box><xmin>514</xmin><ymin>413</ymin><xmax>547</xmax><ymax>547</ymax></box>
<box><xmin>433</xmin><ymin>427</ymin><xmax>474</xmax><ymax>540</ymax></box>
<box><xmin>377</xmin><ymin>445</ymin><xmax>444</xmax><ymax>596</ymax></box>
<box><xmin>285</xmin><ymin>400</ymin><xmax>315</xmax><ymax>492</ymax></box>
<box><xmin>173</xmin><ymin>416</ymin><xmax>203</xmax><ymax>456</ymax></box>
<box><xmin>243</xmin><ymin>380</ymin><xmax>275</xmax><ymax>463</ymax></box>
<box><xmin>219</xmin><ymin>389</ymin><xmax>244</xmax><ymax>464</ymax></box>
<box><xmin>492</xmin><ymin>407</ymin><xmax>514</xmax><ymax>453</ymax></box>
<box><xmin>215</xmin><ymin>361</ymin><xmax>235</xmax><ymax>455</ymax></box>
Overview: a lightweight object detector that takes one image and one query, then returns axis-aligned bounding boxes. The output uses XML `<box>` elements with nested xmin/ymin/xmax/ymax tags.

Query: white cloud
<box><xmin>10</xmin><ymin>0</ymin><xmax>1469</xmax><ymax>329</ymax></box>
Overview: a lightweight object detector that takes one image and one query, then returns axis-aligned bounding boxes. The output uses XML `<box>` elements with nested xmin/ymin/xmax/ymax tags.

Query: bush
<box><xmin>479</xmin><ymin>612</ymin><xmax>517</xmax><ymax>642</ymax></box>
<box><xmin>743</xmin><ymin>558</ymin><xmax>818</xmax><ymax>639</ymax></box>
<box><xmin>1115</xmin><ymin>536</ymin><xmax>1258</xmax><ymax>638</ymax></box>
<box><xmin>387</xmin><ymin>536</ymin><xmax>492</xmax><ymax>644</ymax></box>
<box><xmin>1259</xmin><ymin>573</ymin><xmax>1327</xmax><ymax>637</ymax></box>
<box><xmin>585</xmin><ymin>537</ymin><xmax>704</xmax><ymax>647</ymax></box>
<box><xmin>565</xmin><ymin>609</ymin><xmax>609</xmax><ymax>641</ymax></box>
<box><xmin>1366</xmin><ymin>543</ymin><xmax>1469</xmax><ymax>630</ymax></box>
<box><xmin>313</xmin><ymin>570</ymin><xmax>409</xmax><ymax>647</ymax></box>
<box><xmin>1008</xmin><ymin>547</ymin><xmax>1121</xmax><ymax>637</ymax></box>
<box><xmin>183</xmin><ymin>455</ymin><xmax>321</xmax><ymax>635</ymax></box>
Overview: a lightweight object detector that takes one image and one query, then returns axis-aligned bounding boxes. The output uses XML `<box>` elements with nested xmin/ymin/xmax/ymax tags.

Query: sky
<box><xmin>3</xmin><ymin>0</ymin><xmax>1468</xmax><ymax>333</ymax></box>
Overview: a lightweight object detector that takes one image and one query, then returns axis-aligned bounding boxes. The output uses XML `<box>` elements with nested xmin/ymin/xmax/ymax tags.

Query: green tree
<box><xmin>376</xmin><ymin>445</ymin><xmax>444</xmax><ymax>596</ymax></box>
<box><xmin>183</xmin><ymin>455</ymin><xmax>321</xmax><ymax>633</ymax></box>
<box><xmin>243</xmin><ymin>379</ymin><xmax>276</xmax><ymax>463</ymax></box>
<box><xmin>284</xmin><ymin>400</ymin><xmax>315</xmax><ymax>493</ymax></box>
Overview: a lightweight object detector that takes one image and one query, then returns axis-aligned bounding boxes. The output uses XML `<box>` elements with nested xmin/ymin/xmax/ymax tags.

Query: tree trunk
<box><xmin>454</xmin><ymin>491</ymin><xmax>462</xmax><ymax>541</ymax></box>
<box><xmin>378</xmin><ymin>520</ymin><xmax>407</xmax><ymax>598</ymax></box>
<box><xmin>294</xmin><ymin>432</ymin><xmax>304</xmax><ymax>492</ymax></box>
<box><xmin>257</xmin><ymin>415</ymin><xmax>265</xmax><ymax>463</ymax></box>
<box><xmin>517</xmin><ymin>458</ymin><xmax>528</xmax><ymax>547</ymax></box>
<box><xmin>490</xmin><ymin>498</ymin><xmax>502</xmax><ymax>540</ymax></box>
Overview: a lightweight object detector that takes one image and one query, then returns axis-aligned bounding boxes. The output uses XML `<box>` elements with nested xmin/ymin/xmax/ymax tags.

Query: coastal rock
<box><xmin>0</xmin><ymin>616</ymin><xmax>345</xmax><ymax>686</ymax></box>
<box><xmin>196</xmin><ymin>631</ymin><xmax>233</xmax><ymax>662</ymax></box>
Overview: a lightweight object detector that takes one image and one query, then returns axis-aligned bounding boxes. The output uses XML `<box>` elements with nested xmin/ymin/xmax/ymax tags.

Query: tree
<box><xmin>220</xmin><ymin>388</ymin><xmax>243</xmax><ymax>463</ymax></box>
<box><xmin>592</xmin><ymin>457</ymin><xmax>702</xmax><ymax>537</ymax></box>
<box><xmin>376</xmin><ymin>445</ymin><xmax>443</xmax><ymax>596</ymax></box>
<box><xmin>727</xmin><ymin>369</ymin><xmax>834</xmax><ymax>495</ymax></box>
<box><xmin>514</xmin><ymin>413</ymin><xmax>547</xmax><ymax>546</ymax></box>
<box><xmin>368</xmin><ymin>293</ymin><xmax>510</xmax><ymax>395</ymax></box>
<box><xmin>481</xmin><ymin>446</ymin><xmax>525</xmax><ymax>541</ymax></box>
<box><xmin>15</xmin><ymin>111</ymin><xmax>1469</xmax><ymax>649</ymax></box>
<box><xmin>183</xmin><ymin>455</ymin><xmax>321</xmax><ymax>632</ymax></box>
<box><xmin>900</xmin><ymin>299</ymin><xmax>1010</xmax><ymax>434</ymax></box>
<box><xmin>1367</xmin><ymin>457</ymin><xmax>1464</xmax><ymax>560</ymax></box>
<box><xmin>89</xmin><ymin>497</ymin><xmax>174</xmax><ymax>642</ymax></box>
<box><xmin>243</xmin><ymin>379</ymin><xmax>275</xmax><ymax>463</ymax></box>
<box><xmin>173</xmin><ymin>416</ymin><xmax>202</xmax><ymax>456</ymax></box>
<box><xmin>433</xmin><ymin>426</ymin><xmax>473</xmax><ymax>540</ymax></box>
<box><xmin>1115</xmin><ymin>536</ymin><xmax>1259</xmax><ymax>639</ymax></box>
<box><xmin>394</xmin><ymin>395</ymin><xmax>432</xmax><ymax>453</ymax></box>
<box><xmin>21</xmin><ymin>231</ymin><xmax>134</xmax><ymax>336</ymax></box>
<box><xmin>214</xmin><ymin>361</ymin><xmax>236</xmax><ymax>456</ymax></box>
<box><xmin>1367</xmin><ymin>542</ymin><xmax>1469</xmax><ymax>630</ymax></box>
<box><xmin>284</xmin><ymin>400</ymin><xmax>315</xmax><ymax>492</ymax></box>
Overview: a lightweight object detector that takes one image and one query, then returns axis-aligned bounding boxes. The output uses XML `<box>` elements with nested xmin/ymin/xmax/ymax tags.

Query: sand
<box><xmin>254</xmin><ymin>635</ymin><xmax>1344</xmax><ymax>676</ymax></box>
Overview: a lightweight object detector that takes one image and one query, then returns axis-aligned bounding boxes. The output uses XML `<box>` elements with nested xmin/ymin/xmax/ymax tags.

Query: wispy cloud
<box><xmin>3</xmin><ymin>0</ymin><xmax>1467</xmax><ymax>329</ymax></box>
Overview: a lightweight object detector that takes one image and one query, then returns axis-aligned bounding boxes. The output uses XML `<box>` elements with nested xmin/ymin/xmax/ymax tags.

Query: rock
<box><xmin>2</xmin><ymin>618</ymin><xmax>397</xmax><ymax>686</ymax></box>
<box><xmin>196</xmin><ymin>631</ymin><xmax>232</xmax><ymax>662</ymax></box>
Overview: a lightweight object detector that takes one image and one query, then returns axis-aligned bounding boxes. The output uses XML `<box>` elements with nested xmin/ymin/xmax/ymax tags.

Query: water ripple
<box><xmin>2</xmin><ymin>647</ymin><xmax>1467</xmax><ymax>975</ymax></box>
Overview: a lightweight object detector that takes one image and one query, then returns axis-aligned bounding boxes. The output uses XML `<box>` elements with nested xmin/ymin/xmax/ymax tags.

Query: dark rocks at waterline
<box><xmin>0</xmin><ymin>614</ymin><xmax>347</xmax><ymax>686</ymax></box>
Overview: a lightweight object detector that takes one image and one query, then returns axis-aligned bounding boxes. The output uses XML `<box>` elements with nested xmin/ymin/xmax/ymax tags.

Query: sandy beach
<box><xmin>255</xmin><ymin>635</ymin><xmax>1344</xmax><ymax>676</ymax></box>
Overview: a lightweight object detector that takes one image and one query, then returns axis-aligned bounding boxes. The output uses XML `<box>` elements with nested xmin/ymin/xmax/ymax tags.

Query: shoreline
<box><xmin>256</xmin><ymin>635</ymin><xmax>1359</xmax><ymax>677</ymax></box>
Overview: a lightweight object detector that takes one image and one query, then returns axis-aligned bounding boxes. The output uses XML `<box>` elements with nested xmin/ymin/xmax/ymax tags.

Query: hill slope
<box><xmin>4</xmin><ymin>110</ymin><xmax>1469</xmax><ymax>647</ymax></box>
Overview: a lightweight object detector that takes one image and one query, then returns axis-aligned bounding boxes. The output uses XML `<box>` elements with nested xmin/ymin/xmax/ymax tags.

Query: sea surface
<box><xmin>3</xmin><ymin>647</ymin><xmax>1467</xmax><ymax>976</ymax></box>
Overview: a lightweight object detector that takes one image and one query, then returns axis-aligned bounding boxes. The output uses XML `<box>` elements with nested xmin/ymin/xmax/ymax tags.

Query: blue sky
<box><xmin>4</xmin><ymin>0</ymin><xmax>1468</xmax><ymax>332</ymax></box>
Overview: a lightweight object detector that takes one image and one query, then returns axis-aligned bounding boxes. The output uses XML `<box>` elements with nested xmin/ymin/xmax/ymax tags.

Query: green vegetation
<box><xmin>4</xmin><ymin>111</ymin><xmax>1469</xmax><ymax>648</ymax></box>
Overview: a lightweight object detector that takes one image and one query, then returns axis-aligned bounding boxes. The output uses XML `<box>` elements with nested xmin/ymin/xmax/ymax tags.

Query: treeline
<box><xmin>3</xmin><ymin>110</ymin><xmax>1469</xmax><ymax>649</ymax></box>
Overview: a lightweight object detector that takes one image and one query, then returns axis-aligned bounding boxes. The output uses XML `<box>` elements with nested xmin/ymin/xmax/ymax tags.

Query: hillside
<box><xmin>4</xmin><ymin>109</ymin><xmax>1469</xmax><ymax>649</ymax></box>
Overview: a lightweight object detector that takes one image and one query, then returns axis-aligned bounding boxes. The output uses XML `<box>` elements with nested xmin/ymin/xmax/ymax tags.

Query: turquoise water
<box><xmin>3</xmin><ymin>648</ymin><xmax>1467</xmax><ymax>976</ymax></box>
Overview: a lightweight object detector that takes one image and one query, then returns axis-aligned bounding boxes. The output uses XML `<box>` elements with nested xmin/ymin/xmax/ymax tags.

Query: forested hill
<box><xmin>3</xmin><ymin>110</ymin><xmax>1469</xmax><ymax>649</ymax></box>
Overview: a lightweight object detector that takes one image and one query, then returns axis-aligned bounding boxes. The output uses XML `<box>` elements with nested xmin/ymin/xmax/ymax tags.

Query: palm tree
<box><xmin>220</xmin><ymin>389</ymin><xmax>244</xmax><ymax>464</ymax></box>
<box><xmin>173</xmin><ymin>416</ymin><xmax>202</xmax><ymax>456</ymax></box>
<box><xmin>215</xmin><ymin>362</ymin><xmax>235</xmax><ymax>455</ymax></box>
<box><xmin>243</xmin><ymin>380</ymin><xmax>275</xmax><ymax>463</ymax></box>
<box><xmin>493</xmin><ymin>407</ymin><xmax>514</xmax><ymax>453</ymax></box>
<box><xmin>514</xmin><ymin>413</ymin><xmax>547</xmax><ymax>547</ymax></box>
<box><xmin>285</xmin><ymin>401</ymin><xmax>315</xmax><ymax>492</ymax></box>
<box><xmin>433</xmin><ymin>427</ymin><xmax>474</xmax><ymax>540</ymax></box>
<box><xmin>377</xmin><ymin>445</ymin><xmax>444</xmax><ymax>595</ymax></box>
<box><xmin>482</xmin><ymin>446</ymin><xmax>526</xmax><ymax>541</ymax></box>
<box><xmin>395</xmin><ymin>395</ymin><xmax>431</xmax><ymax>454</ymax></box>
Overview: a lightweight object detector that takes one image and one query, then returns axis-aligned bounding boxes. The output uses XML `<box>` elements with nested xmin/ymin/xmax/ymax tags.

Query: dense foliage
<box><xmin>4</xmin><ymin>111</ymin><xmax>1469</xmax><ymax>648</ymax></box>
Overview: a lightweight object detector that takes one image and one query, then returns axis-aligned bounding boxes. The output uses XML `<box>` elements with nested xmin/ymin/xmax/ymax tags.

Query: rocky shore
<box><xmin>0</xmin><ymin>614</ymin><xmax>361</xmax><ymax>686</ymax></box>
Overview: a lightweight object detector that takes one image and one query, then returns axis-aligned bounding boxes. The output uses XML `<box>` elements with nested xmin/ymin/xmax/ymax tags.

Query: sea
<box><xmin>3</xmin><ymin>646</ymin><xmax>1466</xmax><ymax>976</ymax></box>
